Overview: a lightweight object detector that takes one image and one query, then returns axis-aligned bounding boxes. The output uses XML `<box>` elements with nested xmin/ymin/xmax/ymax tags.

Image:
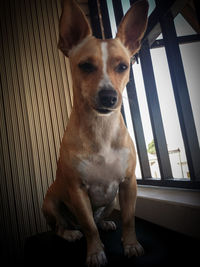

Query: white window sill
<box><xmin>135</xmin><ymin>185</ymin><xmax>200</xmax><ymax>239</ymax></box>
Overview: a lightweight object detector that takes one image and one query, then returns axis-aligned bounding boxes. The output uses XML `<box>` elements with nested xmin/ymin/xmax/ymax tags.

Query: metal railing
<box><xmin>88</xmin><ymin>0</ymin><xmax>200</xmax><ymax>189</ymax></box>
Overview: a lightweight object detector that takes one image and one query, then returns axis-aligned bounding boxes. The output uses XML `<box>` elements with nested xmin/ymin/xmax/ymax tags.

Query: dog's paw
<box><xmin>58</xmin><ymin>229</ymin><xmax>83</xmax><ymax>242</ymax></box>
<box><xmin>98</xmin><ymin>220</ymin><xmax>116</xmax><ymax>231</ymax></box>
<box><xmin>124</xmin><ymin>241</ymin><xmax>144</xmax><ymax>258</ymax></box>
<box><xmin>86</xmin><ymin>250</ymin><xmax>107</xmax><ymax>267</ymax></box>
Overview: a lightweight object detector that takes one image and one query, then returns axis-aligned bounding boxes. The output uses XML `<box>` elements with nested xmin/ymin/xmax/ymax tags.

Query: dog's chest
<box><xmin>77</xmin><ymin>147</ymin><xmax>130</xmax><ymax>207</ymax></box>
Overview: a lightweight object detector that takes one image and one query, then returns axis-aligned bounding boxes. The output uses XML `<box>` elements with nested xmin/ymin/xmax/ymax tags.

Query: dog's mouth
<box><xmin>95</xmin><ymin>108</ymin><xmax>113</xmax><ymax>114</ymax></box>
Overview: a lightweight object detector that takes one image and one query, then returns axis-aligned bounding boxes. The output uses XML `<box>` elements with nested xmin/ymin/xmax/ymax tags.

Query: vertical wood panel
<box><xmin>0</xmin><ymin>0</ymin><xmax>75</xmax><ymax>263</ymax></box>
<box><xmin>18</xmin><ymin>0</ymin><xmax>47</xmax><ymax>231</ymax></box>
<box><xmin>1</xmin><ymin>1</ymin><xmax>28</xmax><ymax>257</ymax></box>
<box><xmin>0</xmin><ymin>71</ymin><xmax>21</xmax><ymax>260</ymax></box>
<box><xmin>13</xmin><ymin>0</ymin><xmax>44</xmax><ymax>234</ymax></box>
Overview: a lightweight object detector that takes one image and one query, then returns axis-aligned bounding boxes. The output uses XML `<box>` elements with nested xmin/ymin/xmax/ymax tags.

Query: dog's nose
<box><xmin>98</xmin><ymin>89</ymin><xmax>118</xmax><ymax>108</ymax></box>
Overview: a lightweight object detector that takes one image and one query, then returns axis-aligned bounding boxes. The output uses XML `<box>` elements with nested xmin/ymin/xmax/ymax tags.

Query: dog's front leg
<box><xmin>119</xmin><ymin>175</ymin><xmax>144</xmax><ymax>258</ymax></box>
<box><xmin>67</xmin><ymin>186</ymin><xmax>107</xmax><ymax>267</ymax></box>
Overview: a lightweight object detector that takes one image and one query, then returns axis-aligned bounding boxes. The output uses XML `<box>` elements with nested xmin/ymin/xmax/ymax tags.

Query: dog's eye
<box><xmin>115</xmin><ymin>63</ymin><xmax>128</xmax><ymax>73</ymax></box>
<box><xmin>78</xmin><ymin>62</ymin><xmax>97</xmax><ymax>73</ymax></box>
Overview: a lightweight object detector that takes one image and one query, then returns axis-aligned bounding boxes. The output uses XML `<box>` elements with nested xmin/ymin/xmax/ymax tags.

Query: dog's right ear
<box><xmin>116</xmin><ymin>0</ymin><xmax>148</xmax><ymax>56</ymax></box>
<box><xmin>58</xmin><ymin>0</ymin><xmax>92</xmax><ymax>57</ymax></box>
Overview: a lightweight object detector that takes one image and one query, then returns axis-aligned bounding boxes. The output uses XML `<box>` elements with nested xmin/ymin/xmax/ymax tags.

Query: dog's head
<box><xmin>58</xmin><ymin>0</ymin><xmax>148</xmax><ymax>115</ymax></box>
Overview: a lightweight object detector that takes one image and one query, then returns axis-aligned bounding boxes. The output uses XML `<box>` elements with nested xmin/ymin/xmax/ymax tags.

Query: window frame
<box><xmin>88</xmin><ymin>0</ymin><xmax>200</xmax><ymax>189</ymax></box>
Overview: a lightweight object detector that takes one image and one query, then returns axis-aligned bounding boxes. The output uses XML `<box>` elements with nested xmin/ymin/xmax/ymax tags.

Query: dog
<box><xmin>42</xmin><ymin>0</ymin><xmax>148</xmax><ymax>266</ymax></box>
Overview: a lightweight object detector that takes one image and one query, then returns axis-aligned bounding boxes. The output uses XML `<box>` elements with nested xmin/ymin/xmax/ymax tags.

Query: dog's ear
<box><xmin>58</xmin><ymin>0</ymin><xmax>92</xmax><ymax>57</ymax></box>
<box><xmin>116</xmin><ymin>0</ymin><xmax>148</xmax><ymax>56</ymax></box>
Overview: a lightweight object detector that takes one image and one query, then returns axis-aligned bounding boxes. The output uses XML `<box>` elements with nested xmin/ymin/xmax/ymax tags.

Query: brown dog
<box><xmin>42</xmin><ymin>0</ymin><xmax>148</xmax><ymax>266</ymax></box>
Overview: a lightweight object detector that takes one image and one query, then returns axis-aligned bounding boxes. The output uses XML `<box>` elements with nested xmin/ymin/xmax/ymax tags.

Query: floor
<box><xmin>24</xmin><ymin>210</ymin><xmax>199</xmax><ymax>266</ymax></box>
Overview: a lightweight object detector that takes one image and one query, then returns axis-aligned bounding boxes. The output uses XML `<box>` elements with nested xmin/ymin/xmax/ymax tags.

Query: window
<box><xmin>88</xmin><ymin>0</ymin><xmax>200</xmax><ymax>189</ymax></box>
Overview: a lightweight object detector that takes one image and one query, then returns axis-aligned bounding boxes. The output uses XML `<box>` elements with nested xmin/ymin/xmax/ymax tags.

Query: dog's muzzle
<box><xmin>96</xmin><ymin>87</ymin><xmax>118</xmax><ymax>114</ymax></box>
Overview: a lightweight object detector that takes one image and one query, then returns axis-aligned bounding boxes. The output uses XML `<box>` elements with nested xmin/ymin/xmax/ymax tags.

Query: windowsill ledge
<box><xmin>137</xmin><ymin>185</ymin><xmax>200</xmax><ymax>209</ymax></box>
<box><xmin>136</xmin><ymin>185</ymin><xmax>200</xmax><ymax>239</ymax></box>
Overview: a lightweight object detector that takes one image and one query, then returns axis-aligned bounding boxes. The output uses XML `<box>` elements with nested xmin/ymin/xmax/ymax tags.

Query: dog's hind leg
<box><xmin>57</xmin><ymin>227</ymin><xmax>83</xmax><ymax>242</ymax></box>
<box><xmin>42</xmin><ymin>196</ymin><xmax>83</xmax><ymax>242</ymax></box>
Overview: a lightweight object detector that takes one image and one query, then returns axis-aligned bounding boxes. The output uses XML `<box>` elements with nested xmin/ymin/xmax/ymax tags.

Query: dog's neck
<box><xmin>69</xmin><ymin>96</ymin><xmax>122</xmax><ymax>150</ymax></box>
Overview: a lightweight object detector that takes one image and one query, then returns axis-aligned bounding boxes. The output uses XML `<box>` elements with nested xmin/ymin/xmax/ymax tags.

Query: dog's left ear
<box><xmin>58</xmin><ymin>0</ymin><xmax>92</xmax><ymax>57</ymax></box>
<box><xmin>116</xmin><ymin>0</ymin><xmax>149</xmax><ymax>56</ymax></box>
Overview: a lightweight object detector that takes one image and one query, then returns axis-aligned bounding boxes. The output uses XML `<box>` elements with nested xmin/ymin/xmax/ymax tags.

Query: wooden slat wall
<box><xmin>0</xmin><ymin>0</ymin><xmax>89</xmax><ymax>263</ymax></box>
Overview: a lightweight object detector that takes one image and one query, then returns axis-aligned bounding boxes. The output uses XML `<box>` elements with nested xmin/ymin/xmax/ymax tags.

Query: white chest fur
<box><xmin>77</xmin><ymin>146</ymin><xmax>130</xmax><ymax>208</ymax></box>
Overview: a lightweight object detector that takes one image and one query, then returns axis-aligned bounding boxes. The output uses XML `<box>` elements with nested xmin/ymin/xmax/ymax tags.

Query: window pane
<box><xmin>132</xmin><ymin>61</ymin><xmax>161</xmax><ymax>179</ymax></box>
<box><xmin>122</xmin><ymin>88</ymin><xmax>142</xmax><ymax>178</ymax></box>
<box><xmin>180</xmin><ymin>42</ymin><xmax>200</xmax><ymax>146</ymax></box>
<box><xmin>174</xmin><ymin>13</ymin><xmax>196</xmax><ymax>37</ymax></box>
<box><xmin>150</xmin><ymin>47</ymin><xmax>190</xmax><ymax>179</ymax></box>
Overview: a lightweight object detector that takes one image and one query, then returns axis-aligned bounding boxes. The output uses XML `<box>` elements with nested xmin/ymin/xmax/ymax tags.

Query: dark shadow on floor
<box><xmin>24</xmin><ymin>210</ymin><xmax>199</xmax><ymax>266</ymax></box>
